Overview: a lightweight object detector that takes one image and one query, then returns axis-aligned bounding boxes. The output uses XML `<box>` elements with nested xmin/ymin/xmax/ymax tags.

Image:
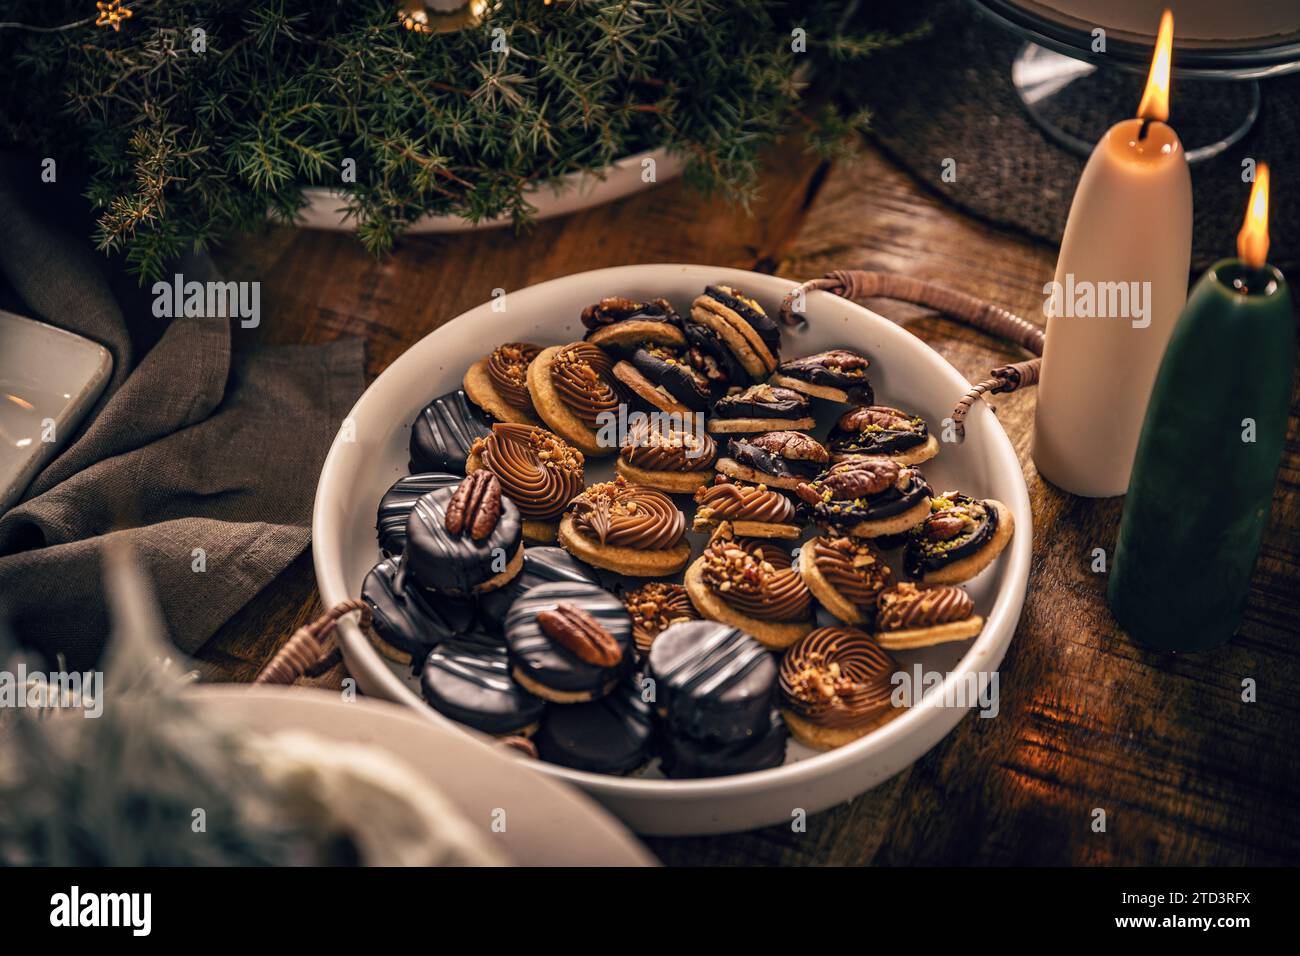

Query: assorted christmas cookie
<box><xmin>796</xmin><ymin>456</ymin><xmax>932</xmax><ymax>537</ymax></box>
<box><xmin>682</xmin><ymin>319</ymin><xmax>747</xmax><ymax>391</ymax></box>
<box><xmin>580</xmin><ymin>296</ymin><xmax>686</xmax><ymax>352</ymax></box>
<box><xmin>558</xmin><ymin>476</ymin><xmax>691</xmax><ymax>576</ymax></box>
<box><xmin>613</xmin><ymin>345</ymin><xmax>712</xmax><ymax>415</ymax></box>
<box><xmin>874</xmin><ymin>582</ymin><xmax>984</xmax><ymax>649</ymax></box>
<box><xmin>717</xmin><ymin>430</ymin><xmax>830</xmax><ymax>491</ymax></box>
<box><xmin>477</xmin><ymin>546</ymin><xmax>602</xmax><ymax>633</ymax></box>
<box><xmin>463</xmin><ymin>342</ymin><xmax>543</xmax><ymax>425</ymax></box>
<box><xmin>527</xmin><ymin>341</ymin><xmax>624</xmax><ymax>456</ymax></box>
<box><xmin>828</xmin><ymin>405</ymin><xmax>938</xmax><ymax>464</ymax></box>
<box><xmin>409</xmin><ymin>388</ymin><xmax>493</xmax><ymax>474</ymax></box>
<box><xmin>504</xmin><ymin>581</ymin><xmax>634</xmax><ymax>703</ymax></box>
<box><xmin>622</xmin><ymin>581</ymin><xmax>700</xmax><ymax>656</ymax></box>
<box><xmin>771</xmin><ymin>349</ymin><xmax>874</xmax><ymax>404</ymax></box>
<box><xmin>466</xmin><ymin>422</ymin><xmax>585</xmax><ymax>542</ymax></box>
<box><xmin>615</xmin><ymin>415</ymin><xmax>716</xmax><ymax>494</ymax></box>
<box><xmin>659</xmin><ymin>707</ymin><xmax>788</xmax><ymax>779</ymax></box>
<box><xmin>419</xmin><ymin>640</ymin><xmax>545</xmax><ymax>737</ymax></box>
<box><xmin>797</xmin><ymin>534</ymin><xmax>894</xmax><ymax>625</ymax></box>
<box><xmin>709</xmin><ymin>383</ymin><xmax>815</xmax><ymax>434</ymax></box>
<box><xmin>534</xmin><ymin>675</ymin><xmax>655</xmax><ymax>775</ymax></box>
<box><xmin>778</xmin><ymin>626</ymin><xmax>897</xmax><ymax>750</ymax></box>
<box><xmin>684</xmin><ymin>524</ymin><xmax>814</xmax><ymax>648</ymax></box>
<box><xmin>689</xmin><ymin>285</ymin><xmax>781</xmax><ymax>381</ymax></box>
<box><xmin>692</xmin><ymin>475</ymin><xmax>799</xmax><ymax>539</ymax></box>
<box><xmin>376</xmin><ymin>472</ymin><xmax>460</xmax><ymax>556</ymax></box>
<box><xmin>404</xmin><ymin>472</ymin><xmax>524</xmax><ymax>594</ymax></box>
<box><xmin>361</xmin><ymin>557</ymin><xmax>477</xmax><ymax>665</ymax></box>
<box><xmin>903</xmin><ymin>491</ymin><xmax>1013</xmax><ymax>584</ymax></box>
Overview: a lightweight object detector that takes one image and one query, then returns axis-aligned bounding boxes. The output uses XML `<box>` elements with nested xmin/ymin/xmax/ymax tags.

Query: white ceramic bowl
<box><xmin>313</xmin><ymin>264</ymin><xmax>1032</xmax><ymax>836</ymax></box>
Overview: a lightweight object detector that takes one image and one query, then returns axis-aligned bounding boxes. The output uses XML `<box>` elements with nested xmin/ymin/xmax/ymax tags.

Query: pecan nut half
<box><xmin>784</xmin><ymin>349</ymin><xmax>870</xmax><ymax>374</ymax></box>
<box><xmin>822</xmin><ymin>457</ymin><xmax>900</xmax><ymax>499</ymax></box>
<box><xmin>749</xmin><ymin>430</ymin><xmax>829</xmax><ymax>463</ymax></box>
<box><xmin>538</xmin><ymin>603</ymin><xmax>624</xmax><ymax>667</ymax></box>
<box><xmin>837</xmin><ymin>405</ymin><xmax>914</xmax><ymax>433</ymax></box>
<box><xmin>445</xmin><ymin>470</ymin><xmax>502</xmax><ymax>540</ymax></box>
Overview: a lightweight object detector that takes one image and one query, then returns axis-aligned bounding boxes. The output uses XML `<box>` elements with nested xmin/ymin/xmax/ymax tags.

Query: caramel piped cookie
<box><xmin>404</xmin><ymin>472</ymin><xmax>524</xmax><ymax>594</ymax></box>
<box><xmin>466</xmin><ymin>422</ymin><xmax>585</xmax><ymax>543</ymax></box>
<box><xmin>623</xmin><ymin>582</ymin><xmax>700</xmax><ymax>656</ymax></box>
<box><xmin>528</xmin><ymin>342</ymin><xmax>624</xmax><ymax>456</ymax></box>
<box><xmin>688</xmin><ymin>285</ymin><xmax>781</xmax><ymax>381</ymax></box>
<box><xmin>771</xmin><ymin>349</ymin><xmax>873</xmax><ymax>404</ymax></box>
<box><xmin>716</xmin><ymin>430</ymin><xmax>829</xmax><ymax>491</ymax></box>
<box><xmin>613</xmin><ymin>345</ymin><xmax>711</xmax><ymax>415</ymax></box>
<box><xmin>615</xmin><ymin>415</ymin><xmax>716</xmax><ymax>494</ymax></box>
<box><xmin>683</xmin><ymin>523</ymin><xmax>814</xmax><ymax>649</ymax></box>
<box><xmin>829</xmin><ymin>405</ymin><xmax>939</xmax><ymax>465</ymax></box>
<box><xmin>797</xmin><ymin>534</ymin><xmax>893</xmax><ymax>625</ymax></box>
<box><xmin>903</xmin><ymin>492</ymin><xmax>1013</xmax><ymax>584</ymax></box>
<box><xmin>779</xmin><ymin>626</ymin><xmax>898</xmax><ymax>750</ymax></box>
<box><xmin>558</xmin><ymin>476</ymin><xmax>691</xmax><ymax>576</ymax></box>
<box><xmin>463</xmin><ymin>342</ymin><xmax>543</xmax><ymax>425</ymax></box>
<box><xmin>874</xmin><ymin>582</ymin><xmax>984</xmax><ymax>649</ymax></box>
<box><xmin>692</xmin><ymin>475</ymin><xmax>799</xmax><ymax>539</ymax></box>
<box><xmin>708</xmin><ymin>383</ymin><xmax>815</xmax><ymax>434</ymax></box>
<box><xmin>796</xmin><ymin>456</ymin><xmax>932</xmax><ymax>537</ymax></box>
<box><xmin>581</xmin><ymin>296</ymin><xmax>686</xmax><ymax>352</ymax></box>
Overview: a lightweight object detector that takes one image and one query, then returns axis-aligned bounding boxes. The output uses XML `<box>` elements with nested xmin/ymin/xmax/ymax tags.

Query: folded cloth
<box><xmin>0</xmin><ymin>162</ymin><xmax>366</xmax><ymax>670</ymax></box>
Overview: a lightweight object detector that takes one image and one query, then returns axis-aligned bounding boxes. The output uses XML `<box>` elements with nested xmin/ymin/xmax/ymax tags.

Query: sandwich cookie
<box><xmin>716</xmin><ymin>430</ymin><xmax>829</xmax><ymax>491</ymax></box>
<box><xmin>558</xmin><ymin>476</ymin><xmax>691</xmax><ymax>576</ymax></box>
<box><xmin>615</xmin><ymin>416</ymin><xmax>716</xmax><ymax>494</ymax></box>
<box><xmin>796</xmin><ymin>456</ymin><xmax>932</xmax><ymax>537</ymax></box>
<box><xmin>903</xmin><ymin>492</ymin><xmax>1013</xmax><ymax>584</ymax></box>
<box><xmin>580</xmin><ymin>296</ymin><xmax>686</xmax><ymax>352</ymax></box>
<box><xmin>466</xmin><ymin>422</ymin><xmax>585</xmax><ymax>543</ymax></box>
<box><xmin>622</xmin><ymin>581</ymin><xmax>700</xmax><ymax>656</ymax></box>
<box><xmin>659</xmin><ymin>708</ymin><xmax>788</xmax><ymax>779</ymax></box>
<box><xmin>779</xmin><ymin>626</ymin><xmax>898</xmax><ymax>750</ymax></box>
<box><xmin>613</xmin><ymin>345</ymin><xmax>711</xmax><ymax>414</ymax></box>
<box><xmin>534</xmin><ymin>675</ymin><xmax>655</xmax><ymax>775</ymax></box>
<box><xmin>684</xmin><ymin>524</ymin><xmax>814</xmax><ymax>649</ymax></box>
<box><xmin>376</xmin><ymin>472</ymin><xmax>460</xmax><ymax>556</ymax></box>
<box><xmin>404</xmin><ymin>472</ymin><xmax>524</xmax><ymax>594</ymax></box>
<box><xmin>709</xmin><ymin>383</ymin><xmax>815</xmax><ymax>434</ymax></box>
<box><xmin>527</xmin><ymin>342</ymin><xmax>624</xmax><ymax>456</ymax></box>
<box><xmin>692</xmin><ymin>475</ymin><xmax>799</xmax><ymax>539</ymax></box>
<box><xmin>797</xmin><ymin>534</ymin><xmax>894</xmax><ymax>625</ymax></box>
<box><xmin>361</xmin><ymin>557</ymin><xmax>478</xmax><ymax>665</ymax></box>
<box><xmin>477</xmin><ymin>546</ymin><xmax>602</xmax><ymax>633</ymax></box>
<box><xmin>648</xmin><ymin>619</ymin><xmax>778</xmax><ymax>744</ymax></box>
<box><xmin>420</xmin><ymin>640</ymin><xmax>545</xmax><ymax>737</ymax></box>
<box><xmin>771</xmin><ymin>349</ymin><xmax>874</xmax><ymax>404</ymax></box>
<box><xmin>505</xmin><ymin>582</ymin><xmax>634</xmax><ymax>703</ymax></box>
<box><xmin>409</xmin><ymin>388</ymin><xmax>493</xmax><ymax>474</ymax></box>
<box><xmin>828</xmin><ymin>405</ymin><xmax>939</xmax><ymax>465</ymax></box>
<box><xmin>874</xmin><ymin>582</ymin><xmax>984</xmax><ymax>649</ymax></box>
<box><xmin>689</xmin><ymin>285</ymin><xmax>781</xmax><ymax>381</ymax></box>
<box><xmin>682</xmin><ymin>318</ymin><xmax>747</xmax><ymax>392</ymax></box>
<box><xmin>463</xmin><ymin>342</ymin><xmax>543</xmax><ymax>425</ymax></box>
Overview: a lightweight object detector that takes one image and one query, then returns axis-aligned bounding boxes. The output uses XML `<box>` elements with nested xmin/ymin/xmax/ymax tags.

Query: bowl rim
<box><xmin>313</xmin><ymin>263</ymin><xmax>1032</xmax><ymax>799</ymax></box>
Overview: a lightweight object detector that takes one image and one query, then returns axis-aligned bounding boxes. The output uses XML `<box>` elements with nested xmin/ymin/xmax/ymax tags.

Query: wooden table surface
<box><xmin>209</xmin><ymin>137</ymin><xmax>1300</xmax><ymax>866</ymax></box>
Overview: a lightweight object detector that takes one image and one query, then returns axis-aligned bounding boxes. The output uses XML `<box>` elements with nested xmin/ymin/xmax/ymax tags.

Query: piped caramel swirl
<box><xmin>623</xmin><ymin>581</ymin><xmax>700</xmax><ymax>654</ymax></box>
<box><xmin>700</xmin><ymin>531</ymin><xmax>811</xmax><ymax>622</ymax></box>
<box><xmin>876</xmin><ymin>582</ymin><xmax>974</xmax><ymax>631</ymax></box>
<box><xmin>550</xmin><ymin>342</ymin><xmax>622</xmax><ymax>429</ymax></box>
<box><xmin>568</xmin><ymin>476</ymin><xmax>685</xmax><ymax>551</ymax></box>
<box><xmin>486</xmin><ymin>342</ymin><xmax>540</xmax><ymax>411</ymax></box>
<box><xmin>694</xmin><ymin>476</ymin><xmax>795</xmax><ymax>524</ymax></box>
<box><xmin>620</xmin><ymin>417</ymin><xmax>716</xmax><ymax>472</ymax></box>
<box><xmin>472</xmin><ymin>423</ymin><xmax>584</xmax><ymax>522</ymax></box>
<box><xmin>808</xmin><ymin>535</ymin><xmax>893</xmax><ymax>611</ymax></box>
<box><xmin>779</xmin><ymin>626</ymin><xmax>896</xmax><ymax>729</ymax></box>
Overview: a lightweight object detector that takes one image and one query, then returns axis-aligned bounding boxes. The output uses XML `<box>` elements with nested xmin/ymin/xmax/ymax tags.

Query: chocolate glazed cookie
<box><xmin>420</xmin><ymin>640</ymin><xmax>545</xmax><ymax>737</ymax></box>
<box><xmin>612</xmin><ymin>345</ymin><xmax>712</xmax><ymax>415</ymax></box>
<box><xmin>361</xmin><ymin>557</ymin><xmax>478</xmax><ymax>666</ymax></box>
<box><xmin>534</xmin><ymin>674</ymin><xmax>655</xmax><ymax>774</ymax></box>
<box><xmin>404</xmin><ymin>472</ymin><xmax>524</xmax><ymax>594</ymax></box>
<box><xmin>581</xmin><ymin>296</ymin><xmax>686</xmax><ymax>352</ymax></box>
<box><xmin>903</xmin><ymin>491</ymin><xmax>1014</xmax><ymax>584</ymax></box>
<box><xmin>660</xmin><ymin>708</ymin><xmax>788</xmax><ymax>779</ymax></box>
<box><xmin>477</xmin><ymin>546</ymin><xmax>602</xmax><ymax>633</ymax></box>
<box><xmin>709</xmin><ymin>383</ymin><xmax>815</xmax><ymax>434</ymax></box>
<box><xmin>717</xmin><ymin>431</ymin><xmax>829</xmax><ymax>491</ymax></box>
<box><xmin>829</xmin><ymin>405</ymin><xmax>939</xmax><ymax>465</ymax></box>
<box><xmin>409</xmin><ymin>389</ymin><xmax>493</xmax><ymax>474</ymax></box>
<box><xmin>689</xmin><ymin>285</ymin><xmax>782</xmax><ymax>381</ymax></box>
<box><xmin>376</xmin><ymin>472</ymin><xmax>460</xmax><ymax>556</ymax></box>
<box><xmin>771</xmin><ymin>349</ymin><xmax>874</xmax><ymax>404</ymax></box>
<box><xmin>796</xmin><ymin>456</ymin><xmax>932</xmax><ymax>537</ymax></box>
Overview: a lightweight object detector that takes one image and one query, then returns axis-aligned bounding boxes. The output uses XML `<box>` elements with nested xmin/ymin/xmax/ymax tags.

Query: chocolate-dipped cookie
<box><xmin>477</xmin><ymin>545</ymin><xmax>602</xmax><ymax>633</ymax></box>
<box><xmin>404</xmin><ymin>472</ymin><xmax>524</xmax><ymax>594</ymax></box>
<box><xmin>692</xmin><ymin>475</ymin><xmax>799</xmax><ymax>539</ymax></box>
<box><xmin>534</xmin><ymin>675</ymin><xmax>655</xmax><ymax>774</ymax></box>
<box><xmin>558</xmin><ymin>476</ymin><xmax>691</xmax><ymax>576</ymax></box>
<box><xmin>615</xmin><ymin>415</ymin><xmax>716</xmax><ymax>494</ymax></box>
<box><xmin>505</xmin><ymin>581</ymin><xmax>634</xmax><ymax>703</ymax></box>
<box><xmin>623</xmin><ymin>581</ymin><xmax>700</xmax><ymax>656</ymax></box>
<box><xmin>648</xmin><ymin>619</ymin><xmax>778</xmax><ymax>743</ymax></box>
<box><xmin>659</xmin><ymin>708</ymin><xmax>788</xmax><ymax>779</ymax></box>
<box><xmin>376</xmin><ymin>472</ymin><xmax>460</xmax><ymax>556</ymax></box>
<box><xmin>613</xmin><ymin>345</ymin><xmax>712</xmax><ymax>414</ymax></box>
<box><xmin>527</xmin><ymin>341</ymin><xmax>624</xmax><ymax>456</ymax></box>
<box><xmin>682</xmin><ymin>318</ymin><xmax>747</xmax><ymax>391</ymax></box>
<box><xmin>779</xmin><ymin>626</ymin><xmax>898</xmax><ymax>750</ymax></box>
<box><xmin>717</xmin><ymin>430</ymin><xmax>829</xmax><ymax>491</ymax></box>
<box><xmin>829</xmin><ymin>405</ymin><xmax>938</xmax><ymax>465</ymax></box>
<box><xmin>797</xmin><ymin>534</ymin><xmax>894</xmax><ymax>625</ymax></box>
<box><xmin>409</xmin><ymin>388</ymin><xmax>493</xmax><ymax>474</ymax></box>
<box><xmin>361</xmin><ymin>557</ymin><xmax>478</xmax><ymax>665</ymax></box>
<box><xmin>580</xmin><ymin>296</ymin><xmax>686</xmax><ymax>352</ymax></box>
<box><xmin>466</xmin><ymin>422</ymin><xmax>585</xmax><ymax>543</ymax></box>
<box><xmin>903</xmin><ymin>491</ymin><xmax>1013</xmax><ymax>584</ymax></box>
<box><xmin>688</xmin><ymin>285</ymin><xmax>781</xmax><ymax>381</ymax></box>
<box><xmin>771</xmin><ymin>349</ymin><xmax>873</xmax><ymax>404</ymax></box>
<box><xmin>796</xmin><ymin>456</ymin><xmax>932</xmax><ymax>537</ymax></box>
<box><xmin>463</xmin><ymin>342</ymin><xmax>543</xmax><ymax>425</ymax></box>
<box><xmin>420</xmin><ymin>640</ymin><xmax>545</xmax><ymax>737</ymax></box>
<box><xmin>875</xmin><ymin>582</ymin><xmax>984</xmax><ymax>649</ymax></box>
<box><xmin>708</xmin><ymin>383</ymin><xmax>815</xmax><ymax>434</ymax></box>
<box><xmin>684</xmin><ymin>524</ymin><xmax>814</xmax><ymax>649</ymax></box>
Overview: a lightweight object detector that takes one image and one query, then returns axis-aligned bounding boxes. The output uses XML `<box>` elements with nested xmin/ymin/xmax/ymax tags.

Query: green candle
<box><xmin>1108</xmin><ymin>167</ymin><xmax>1294</xmax><ymax>651</ymax></box>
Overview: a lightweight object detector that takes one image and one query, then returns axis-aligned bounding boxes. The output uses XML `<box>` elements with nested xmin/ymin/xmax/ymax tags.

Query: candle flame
<box><xmin>1137</xmin><ymin>10</ymin><xmax>1174</xmax><ymax>122</ymax></box>
<box><xmin>1237</xmin><ymin>163</ymin><xmax>1270</xmax><ymax>269</ymax></box>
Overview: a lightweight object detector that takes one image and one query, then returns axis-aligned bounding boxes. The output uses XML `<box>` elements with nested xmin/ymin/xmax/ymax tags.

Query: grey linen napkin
<box><xmin>0</xmin><ymin>166</ymin><xmax>365</xmax><ymax>671</ymax></box>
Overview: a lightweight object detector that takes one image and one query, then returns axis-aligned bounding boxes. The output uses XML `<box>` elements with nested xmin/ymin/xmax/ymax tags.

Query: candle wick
<box><xmin>1137</xmin><ymin>118</ymin><xmax>1152</xmax><ymax>141</ymax></box>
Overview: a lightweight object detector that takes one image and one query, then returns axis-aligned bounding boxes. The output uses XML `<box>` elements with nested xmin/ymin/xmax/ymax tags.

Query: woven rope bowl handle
<box><xmin>252</xmin><ymin>599</ymin><xmax>371</xmax><ymax>685</ymax></box>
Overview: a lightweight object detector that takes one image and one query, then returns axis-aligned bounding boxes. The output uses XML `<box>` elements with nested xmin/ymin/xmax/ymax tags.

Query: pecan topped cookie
<box><xmin>616</xmin><ymin>414</ymin><xmax>716</xmax><ymax>494</ymax></box>
<box><xmin>623</xmin><ymin>581</ymin><xmax>700</xmax><ymax>655</ymax></box>
<box><xmin>829</xmin><ymin>404</ymin><xmax>939</xmax><ymax>465</ymax></box>
<box><xmin>709</xmin><ymin>383</ymin><xmax>815</xmax><ymax>434</ymax></box>
<box><xmin>874</xmin><ymin>582</ymin><xmax>984</xmax><ymax>649</ymax></box>
<box><xmin>772</xmin><ymin>348</ymin><xmax>873</xmax><ymax>404</ymax></box>
<box><xmin>778</xmin><ymin>626</ymin><xmax>897</xmax><ymax>750</ymax></box>
<box><xmin>717</xmin><ymin>430</ymin><xmax>830</xmax><ymax>491</ymax></box>
<box><xmin>903</xmin><ymin>491</ymin><xmax>1014</xmax><ymax>584</ymax></box>
<box><xmin>580</xmin><ymin>296</ymin><xmax>686</xmax><ymax>351</ymax></box>
<box><xmin>796</xmin><ymin>455</ymin><xmax>932</xmax><ymax>538</ymax></box>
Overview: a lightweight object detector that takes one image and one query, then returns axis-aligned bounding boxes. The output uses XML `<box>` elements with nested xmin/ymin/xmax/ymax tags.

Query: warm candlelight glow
<box><xmin>1136</xmin><ymin>10</ymin><xmax>1174</xmax><ymax>123</ymax></box>
<box><xmin>1237</xmin><ymin>164</ymin><xmax>1270</xmax><ymax>269</ymax></box>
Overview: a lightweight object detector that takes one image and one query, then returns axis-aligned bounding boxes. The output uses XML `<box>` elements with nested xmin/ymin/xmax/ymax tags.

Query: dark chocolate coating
<box><xmin>420</xmin><ymin>640</ymin><xmax>544</xmax><ymax>735</ymax></box>
<box><xmin>404</xmin><ymin>484</ymin><xmax>522</xmax><ymax>593</ymax></box>
<box><xmin>778</xmin><ymin>352</ymin><xmax>874</xmax><ymax>403</ymax></box>
<box><xmin>505</xmin><ymin>582</ymin><xmax>633</xmax><ymax>695</ymax></box>
<box><xmin>535</xmin><ymin>675</ymin><xmax>655</xmax><ymax>775</ymax></box>
<box><xmin>683</xmin><ymin>320</ymin><xmax>747</xmax><ymax>389</ymax></box>
<box><xmin>362</xmin><ymin>558</ymin><xmax>478</xmax><ymax>663</ymax></box>
<box><xmin>903</xmin><ymin>494</ymin><xmax>998</xmax><ymax>577</ymax></box>
<box><xmin>630</xmin><ymin>347</ymin><xmax>711</xmax><ymax>411</ymax></box>
<box><xmin>728</xmin><ymin>437</ymin><xmax>824</xmax><ymax>480</ymax></box>
<box><xmin>712</xmin><ymin>388</ymin><xmax>810</xmax><ymax>421</ymax></box>
<box><xmin>477</xmin><ymin>546</ymin><xmax>602</xmax><ymax>633</ymax></box>
<box><xmin>659</xmin><ymin>708</ymin><xmax>788</xmax><ymax>779</ymax></box>
<box><xmin>376</xmin><ymin>472</ymin><xmax>460</xmax><ymax>556</ymax></box>
<box><xmin>803</xmin><ymin>470</ymin><xmax>931</xmax><ymax>526</ymax></box>
<box><xmin>648</xmin><ymin>621</ymin><xmax>777</xmax><ymax>743</ymax></box>
<box><xmin>409</xmin><ymin>389</ymin><xmax>493</xmax><ymax>474</ymax></box>
<box><xmin>704</xmin><ymin>285</ymin><xmax>781</xmax><ymax>355</ymax></box>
